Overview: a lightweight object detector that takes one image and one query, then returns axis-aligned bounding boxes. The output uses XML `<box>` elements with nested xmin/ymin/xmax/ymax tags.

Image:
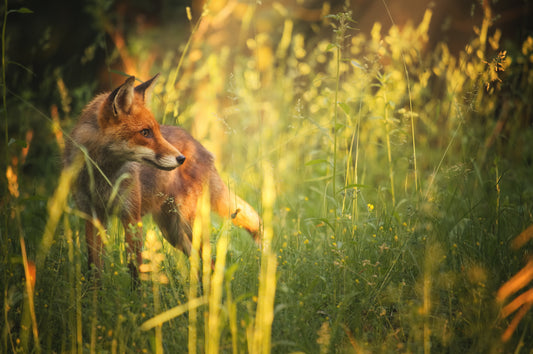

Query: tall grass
<box><xmin>2</xmin><ymin>1</ymin><xmax>533</xmax><ymax>353</ymax></box>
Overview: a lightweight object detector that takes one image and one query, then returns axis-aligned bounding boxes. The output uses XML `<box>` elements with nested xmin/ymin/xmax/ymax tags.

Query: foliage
<box><xmin>2</xmin><ymin>1</ymin><xmax>533</xmax><ymax>352</ymax></box>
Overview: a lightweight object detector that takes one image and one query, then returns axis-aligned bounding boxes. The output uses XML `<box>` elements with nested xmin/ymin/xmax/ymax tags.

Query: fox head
<box><xmin>98</xmin><ymin>75</ymin><xmax>185</xmax><ymax>171</ymax></box>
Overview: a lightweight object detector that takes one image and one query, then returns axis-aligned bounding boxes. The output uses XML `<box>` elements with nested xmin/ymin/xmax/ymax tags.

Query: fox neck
<box><xmin>79</xmin><ymin>141</ymin><xmax>140</xmax><ymax>215</ymax></box>
<box><xmin>86</xmin><ymin>138</ymin><xmax>134</xmax><ymax>178</ymax></box>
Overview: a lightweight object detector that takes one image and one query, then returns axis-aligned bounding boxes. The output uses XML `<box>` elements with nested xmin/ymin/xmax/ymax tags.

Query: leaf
<box><xmin>314</xmin><ymin>218</ymin><xmax>336</xmax><ymax>232</ymax></box>
<box><xmin>325</xmin><ymin>43</ymin><xmax>337</xmax><ymax>52</ymax></box>
<box><xmin>334</xmin><ymin>122</ymin><xmax>345</xmax><ymax>131</ymax></box>
<box><xmin>336</xmin><ymin>184</ymin><xmax>369</xmax><ymax>194</ymax></box>
<box><xmin>9</xmin><ymin>7</ymin><xmax>33</xmax><ymax>14</ymax></box>
<box><xmin>8</xmin><ymin>138</ymin><xmax>27</xmax><ymax>148</ymax></box>
<box><xmin>305</xmin><ymin>159</ymin><xmax>330</xmax><ymax>166</ymax></box>
<box><xmin>7</xmin><ymin>61</ymin><xmax>35</xmax><ymax>75</ymax></box>
<box><xmin>351</xmin><ymin>60</ymin><xmax>364</xmax><ymax>70</ymax></box>
<box><xmin>338</xmin><ymin>102</ymin><xmax>351</xmax><ymax>116</ymax></box>
<box><xmin>305</xmin><ymin>175</ymin><xmax>334</xmax><ymax>183</ymax></box>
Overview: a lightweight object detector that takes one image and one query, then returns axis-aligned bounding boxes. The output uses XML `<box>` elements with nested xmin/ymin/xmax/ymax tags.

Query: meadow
<box><xmin>2</xmin><ymin>2</ymin><xmax>533</xmax><ymax>353</ymax></box>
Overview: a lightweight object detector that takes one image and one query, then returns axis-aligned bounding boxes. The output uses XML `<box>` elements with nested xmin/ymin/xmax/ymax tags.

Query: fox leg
<box><xmin>153</xmin><ymin>211</ymin><xmax>193</xmax><ymax>257</ymax></box>
<box><xmin>86</xmin><ymin>220</ymin><xmax>104</xmax><ymax>272</ymax></box>
<box><xmin>123</xmin><ymin>219</ymin><xmax>143</xmax><ymax>281</ymax></box>
<box><xmin>209</xmin><ymin>172</ymin><xmax>262</xmax><ymax>242</ymax></box>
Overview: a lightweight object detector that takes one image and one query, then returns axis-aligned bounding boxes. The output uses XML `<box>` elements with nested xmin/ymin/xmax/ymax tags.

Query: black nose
<box><xmin>176</xmin><ymin>155</ymin><xmax>186</xmax><ymax>165</ymax></box>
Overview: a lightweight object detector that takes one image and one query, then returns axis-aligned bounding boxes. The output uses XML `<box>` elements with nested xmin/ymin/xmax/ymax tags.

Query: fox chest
<box><xmin>139</xmin><ymin>166</ymin><xmax>203</xmax><ymax>220</ymax></box>
<box><xmin>74</xmin><ymin>163</ymin><xmax>141</xmax><ymax>220</ymax></box>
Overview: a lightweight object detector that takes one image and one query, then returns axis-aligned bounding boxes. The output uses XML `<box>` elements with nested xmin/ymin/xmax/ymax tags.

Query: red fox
<box><xmin>64</xmin><ymin>74</ymin><xmax>261</xmax><ymax>277</ymax></box>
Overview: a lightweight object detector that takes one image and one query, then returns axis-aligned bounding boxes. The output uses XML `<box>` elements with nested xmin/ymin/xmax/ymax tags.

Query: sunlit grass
<box><xmin>2</xmin><ymin>1</ymin><xmax>533</xmax><ymax>353</ymax></box>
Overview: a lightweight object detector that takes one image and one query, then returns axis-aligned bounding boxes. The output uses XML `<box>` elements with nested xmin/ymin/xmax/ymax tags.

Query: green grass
<box><xmin>2</xmin><ymin>3</ymin><xmax>533</xmax><ymax>353</ymax></box>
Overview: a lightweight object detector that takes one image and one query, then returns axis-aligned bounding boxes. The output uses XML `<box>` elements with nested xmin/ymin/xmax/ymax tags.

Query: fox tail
<box><xmin>210</xmin><ymin>173</ymin><xmax>262</xmax><ymax>242</ymax></box>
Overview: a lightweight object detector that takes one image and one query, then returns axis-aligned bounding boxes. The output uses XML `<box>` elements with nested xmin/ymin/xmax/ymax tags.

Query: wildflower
<box><xmin>367</xmin><ymin>203</ymin><xmax>374</xmax><ymax>211</ymax></box>
<box><xmin>378</xmin><ymin>243</ymin><xmax>389</xmax><ymax>252</ymax></box>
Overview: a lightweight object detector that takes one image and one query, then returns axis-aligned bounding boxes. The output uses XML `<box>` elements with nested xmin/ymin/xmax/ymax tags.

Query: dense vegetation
<box><xmin>2</xmin><ymin>1</ymin><xmax>533</xmax><ymax>352</ymax></box>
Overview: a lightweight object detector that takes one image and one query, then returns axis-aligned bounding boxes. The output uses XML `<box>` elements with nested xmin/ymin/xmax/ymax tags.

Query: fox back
<box><xmin>64</xmin><ymin>75</ymin><xmax>261</xmax><ymax>275</ymax></box>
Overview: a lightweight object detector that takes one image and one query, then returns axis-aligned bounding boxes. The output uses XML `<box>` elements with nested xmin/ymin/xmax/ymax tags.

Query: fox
<box><xmin>63</xmin><ymin>74</ymin><xmax>261</xmax><ymax>278</ymax></box>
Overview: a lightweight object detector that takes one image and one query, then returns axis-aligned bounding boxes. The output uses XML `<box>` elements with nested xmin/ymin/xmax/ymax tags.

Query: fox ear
<box><xmin>110</xmin><ymin>76</ymin><xmax>135</xmax><ymax>116</ymax></box>
<box><xmin>134</xmin><ymin>73</ymin><xmax>159</xmax><ymax>102</ymax></box>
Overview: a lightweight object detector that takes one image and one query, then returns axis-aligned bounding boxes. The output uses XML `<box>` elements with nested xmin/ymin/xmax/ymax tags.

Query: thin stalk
<box><xmin>383</xmin><ymin>91</ymin><xmax>395</xmax><ymax>206</ymax></box>
<box><xmin>20</xmin><ymin>237</ymin><xmax>40</xmax><ymax>353</ymax></box>
<box><xmin>423</xmin><ymin>270</ymin><xmax>431</xmax><ymax>354</ymax></box>
<box><xmin>342</xmin><ymin>125</ymin><xmax>356</xmax><ymax>213</ymax></box>
<box><xmin>152</xmin><ymin>263</ymin><xmax>162</xmax><ymax>354</ymax></box>
<box><xmin>332</xmin><ymin>41</ymin><xmax>340</xmax><ymax>222</ymax></box>
<box><xmin>381</xmin><ymin>0</ymin><xmax>418</xmax><ymax>193</ymax></box>
<box><xmin>188</xmin><ymin>209</ymin><xmax>202</xmax><ymax>354</ymax></box>
<box><xmin>2</xmin><ymin>0</ymin><xmax>8</xmax><ymax>163</ymax></box>
<box><xmin>353</xmin><ymin>98</ymin><xmax>362</xmax><ymax>222</ymax></box>
<box><xmin>163</xmin><ymin>2</ymin><xmax>207</xmax><ymax>123</ymax></box>
<box><xmin>207</xmin><ymin>225</ymin><xmax>229</xmax><ymax>354</ymax></box>
<box><xmin>65</xmin><ymin>217</ymin><xmax>77</xmax><ymax>353</ymax></box>
<box><xmin>2</xmin><ymin>0</ymin><xmax>9</xmax><ymax>275</ymax></box>
<box><xmin>226</xmin><ymin>272</ymin><xmax>238</xmax><ymax>354</ymax></box>
<box><xmin>251</xmin><ymin>166</ymin><xmax>277</xmax><ymax>353</ymax></box>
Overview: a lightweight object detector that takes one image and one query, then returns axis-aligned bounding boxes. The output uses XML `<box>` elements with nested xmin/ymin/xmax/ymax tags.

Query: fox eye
<box><xmin>140</xmin><ymin>128</ymin><xmax>152</xmax><ymax>138</ymax></box>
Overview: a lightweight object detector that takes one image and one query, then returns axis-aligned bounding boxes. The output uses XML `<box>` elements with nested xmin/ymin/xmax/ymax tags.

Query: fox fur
<box><xmin>64</xmin><ymin>74</ymin><xmax>261</xmax><ymax>276</ymax></box>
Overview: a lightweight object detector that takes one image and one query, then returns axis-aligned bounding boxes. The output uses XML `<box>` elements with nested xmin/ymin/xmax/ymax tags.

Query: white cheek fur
<box><xmin>107</xmin><ymin>140</ymin><xmax>179</xmax><ymax>169</ymax></box>
<box><xmin>131</xmin><ymin>145</ymin><xmax>179</xmax><ymax>169</ymax></box>
<box><xmin>157</xmin><ymin>154</ymin><xmax>180</xmax><ymax>168</ymax></box>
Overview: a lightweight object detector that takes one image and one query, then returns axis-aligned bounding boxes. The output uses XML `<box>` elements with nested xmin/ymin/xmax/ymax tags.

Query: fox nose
<box><xmin>176</xmin><ymin>155</ymin><xmax>186</xmax><ymax>166</ymax></box>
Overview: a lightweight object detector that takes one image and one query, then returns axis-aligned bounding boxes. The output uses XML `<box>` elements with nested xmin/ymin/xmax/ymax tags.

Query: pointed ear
<box><xmin>134</xmin><ymin>73</ymin><xmax>160</xmax><ymax>102</ymax></box>
<box><xmin>110</xmin><ymin>76</ymin><xmax>135</xmax><ymax>116</ymax></box>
